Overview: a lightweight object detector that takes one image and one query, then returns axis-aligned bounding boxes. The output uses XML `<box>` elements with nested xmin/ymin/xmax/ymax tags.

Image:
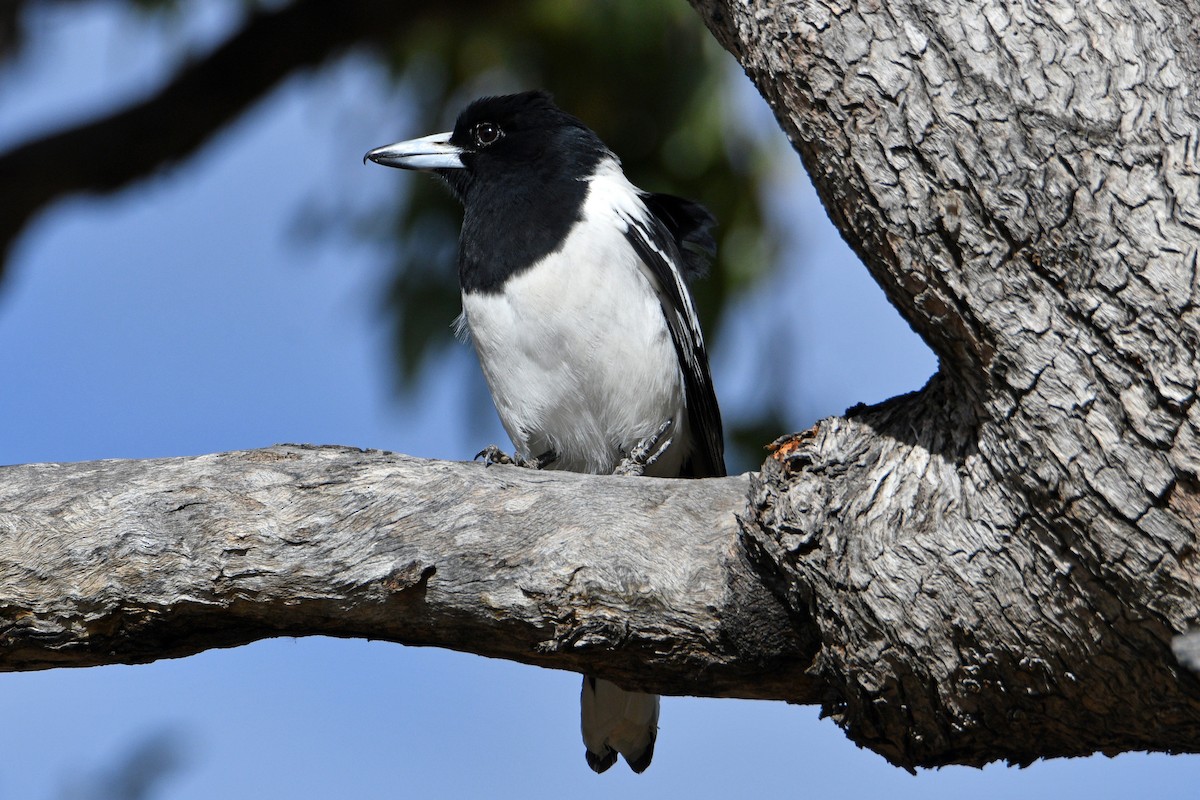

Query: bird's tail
<box><xmin>580</xmin><ymin>675</ymin><xmax>659</xmax><ymax>773</ymax></box>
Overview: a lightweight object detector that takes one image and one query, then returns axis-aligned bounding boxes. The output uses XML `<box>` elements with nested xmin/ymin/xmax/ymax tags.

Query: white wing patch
<box><xmin>585</xmin><ymin>158</ymin><xmax>724</xmax><ymax>477</ymax></box>
<box><xmin>586</xmin><ymin>159</ymin><xmax>709</xmax><ymax>358</ymax></box>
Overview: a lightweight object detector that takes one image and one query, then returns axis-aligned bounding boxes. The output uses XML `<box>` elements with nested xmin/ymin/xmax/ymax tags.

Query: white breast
<box><xmin>461</xmin><ymin>166</ymin><xmax>685</xmax><ymax>475</ymax></box>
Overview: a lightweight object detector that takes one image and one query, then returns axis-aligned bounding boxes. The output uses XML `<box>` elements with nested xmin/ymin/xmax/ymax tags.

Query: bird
<box><xmin>365</xmin><ymin>90</ymin><xmax>725</xmax><ymax>774</ymax></box>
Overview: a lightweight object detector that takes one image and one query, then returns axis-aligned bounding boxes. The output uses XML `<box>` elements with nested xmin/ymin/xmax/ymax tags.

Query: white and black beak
<box><xmin>364</xmin><ymin>131</ymin><xmax>464</xmax><ymax>171</ymax></box>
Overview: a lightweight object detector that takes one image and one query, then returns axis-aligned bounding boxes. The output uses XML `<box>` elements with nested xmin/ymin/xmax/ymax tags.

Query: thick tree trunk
<box><xmin>692</xmin><ymin>0</ymin><xmax>1200</xmax><ymax>769</ymax></box>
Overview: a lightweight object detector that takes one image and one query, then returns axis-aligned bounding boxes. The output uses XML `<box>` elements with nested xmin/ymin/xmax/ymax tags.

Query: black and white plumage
<box><xmin>366</xmin><ymin>91</ymin><xmax>725</xmax><ymax>773</ymax></box>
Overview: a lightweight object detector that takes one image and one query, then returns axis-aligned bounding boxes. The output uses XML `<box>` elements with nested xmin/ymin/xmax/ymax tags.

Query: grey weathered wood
<box><xmin>0</xmin><ymin>445</ymin><xmax>812</xmax><ymax>699</ymax></box>
<box><xmin>691</xmin><ymin>0</ymin><xmax>1200</xmax><ymax>769</ymax></box>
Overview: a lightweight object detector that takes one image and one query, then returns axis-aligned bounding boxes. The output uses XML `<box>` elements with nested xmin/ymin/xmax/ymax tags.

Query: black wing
<box><xmin>622</xmin><ymin>192</ymin><xmax>725</xmax><ymax>478</ymax></box>
<box><xmin>641</xmin><ymin>193</ymin><xmax>717</xmax><ymax>281</ymax></box>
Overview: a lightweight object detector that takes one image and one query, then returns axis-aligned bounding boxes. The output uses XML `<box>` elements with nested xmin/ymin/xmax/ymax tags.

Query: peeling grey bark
<box><xmin>692</xmin><ymin>0</ymin><xmax>1200</xmax><ymax>770</ymax></box>
<box><xmin>0</xmin><ymin>445</ymin><xmax>812</xmax><ymax>700</ymax></box>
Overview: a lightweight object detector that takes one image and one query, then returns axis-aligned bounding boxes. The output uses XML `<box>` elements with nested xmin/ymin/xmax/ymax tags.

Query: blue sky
<box><xmin>0</xmin><ymin>3</ymin><xmax>1195</xmax><ymax>798</ymax></box>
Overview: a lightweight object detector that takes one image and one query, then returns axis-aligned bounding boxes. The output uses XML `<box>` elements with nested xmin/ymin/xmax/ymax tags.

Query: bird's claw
<box><xmin>475</xmin><ymin>445</ymin><xmax>515</xmax><ymax>466</ymax></box>
<box><xmin>525</xmin><ymin>450</ymin><xmax>558</xmax><ymax>469</ymax></box>
<box><xmin>614</xmin><ymin>419</ymin><xmax>675</xmax><ymax>476</ymax></box>
<box><xmin>475</xmin><ymin>446</ymin><xmax>557</xmax><ymax>469</ymax></box>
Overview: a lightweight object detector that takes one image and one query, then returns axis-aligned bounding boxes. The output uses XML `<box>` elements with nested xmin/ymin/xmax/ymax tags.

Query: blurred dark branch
<box><xmin>61</xmin><ymin>729</ymin><xmax>189</xmax><ymax>800</ymax></box>
<box><xmin>0</xmin><ymin>1</ymin><xmax>19</xmax><ymax>58</ymax></box>
<box><xmin>0</xmin><ymin>0</ymin><xmax>467</xmax><ymax>275</ymax></box>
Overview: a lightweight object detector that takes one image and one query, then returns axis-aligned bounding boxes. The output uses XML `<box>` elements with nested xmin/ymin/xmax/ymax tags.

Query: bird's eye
<box><xmin>473</xmin><ymin>122</ymin><xmax>502</xmax><ymax>147</ymax></box>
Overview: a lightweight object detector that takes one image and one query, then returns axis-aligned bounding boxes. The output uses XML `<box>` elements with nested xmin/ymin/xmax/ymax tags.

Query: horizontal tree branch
<box><xmin>0</xmin><ymin>444</ymin><xmax>816</xmax><ymax>701</ymax></box>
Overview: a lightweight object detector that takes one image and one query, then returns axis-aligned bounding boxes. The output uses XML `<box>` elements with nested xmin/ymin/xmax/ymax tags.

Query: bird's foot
<box><xmin>523</xmin><ymin>450</ymin><xmax>558</xmax><ymax>470</ymax></box>
<box><xmin>475</xmin><ymin>446</ymin><xmax>558</xmax><ymax>469</ymax></box>
<box><xmin>475</xmin><ymin>445</ymin><xmax>514</xmax><ymax>466</ymax></box>
<box><xmin>614</xmin><ymin>419</ymin><xmax>674</xmax><ymax>476</ymax></box>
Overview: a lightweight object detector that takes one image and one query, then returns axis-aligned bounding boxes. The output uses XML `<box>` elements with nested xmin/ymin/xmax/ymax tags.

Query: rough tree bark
<box><xmin>690</xmin><ymin>0</ymin><xmax>1200</xmax><ymax>769</ymax></box>
<box><xmin>0</xmin><ymin>445</ymin><xmax>811</xmax><ymax>699</ymax></box>
<box><xmin>3</xmin><ymin>0</ymin><xmax>1200</xmax><ymax>774</ymax></box>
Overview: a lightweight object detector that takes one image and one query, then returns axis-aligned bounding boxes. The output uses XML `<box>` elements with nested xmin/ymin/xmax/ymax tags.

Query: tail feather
<box><xmin>585</xmin><ymin>746</ymin><xmax>618</xmax><ymax>774</ymax></box>
<box><xmin>581</xmin><ymin>676</ymin><xmax>660</xmax><ymax>773</ymax></box>
<box><xmin>624</xmin><ymin>730</ymin><xmax>656</xmax><ymax>774</ymax></box>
